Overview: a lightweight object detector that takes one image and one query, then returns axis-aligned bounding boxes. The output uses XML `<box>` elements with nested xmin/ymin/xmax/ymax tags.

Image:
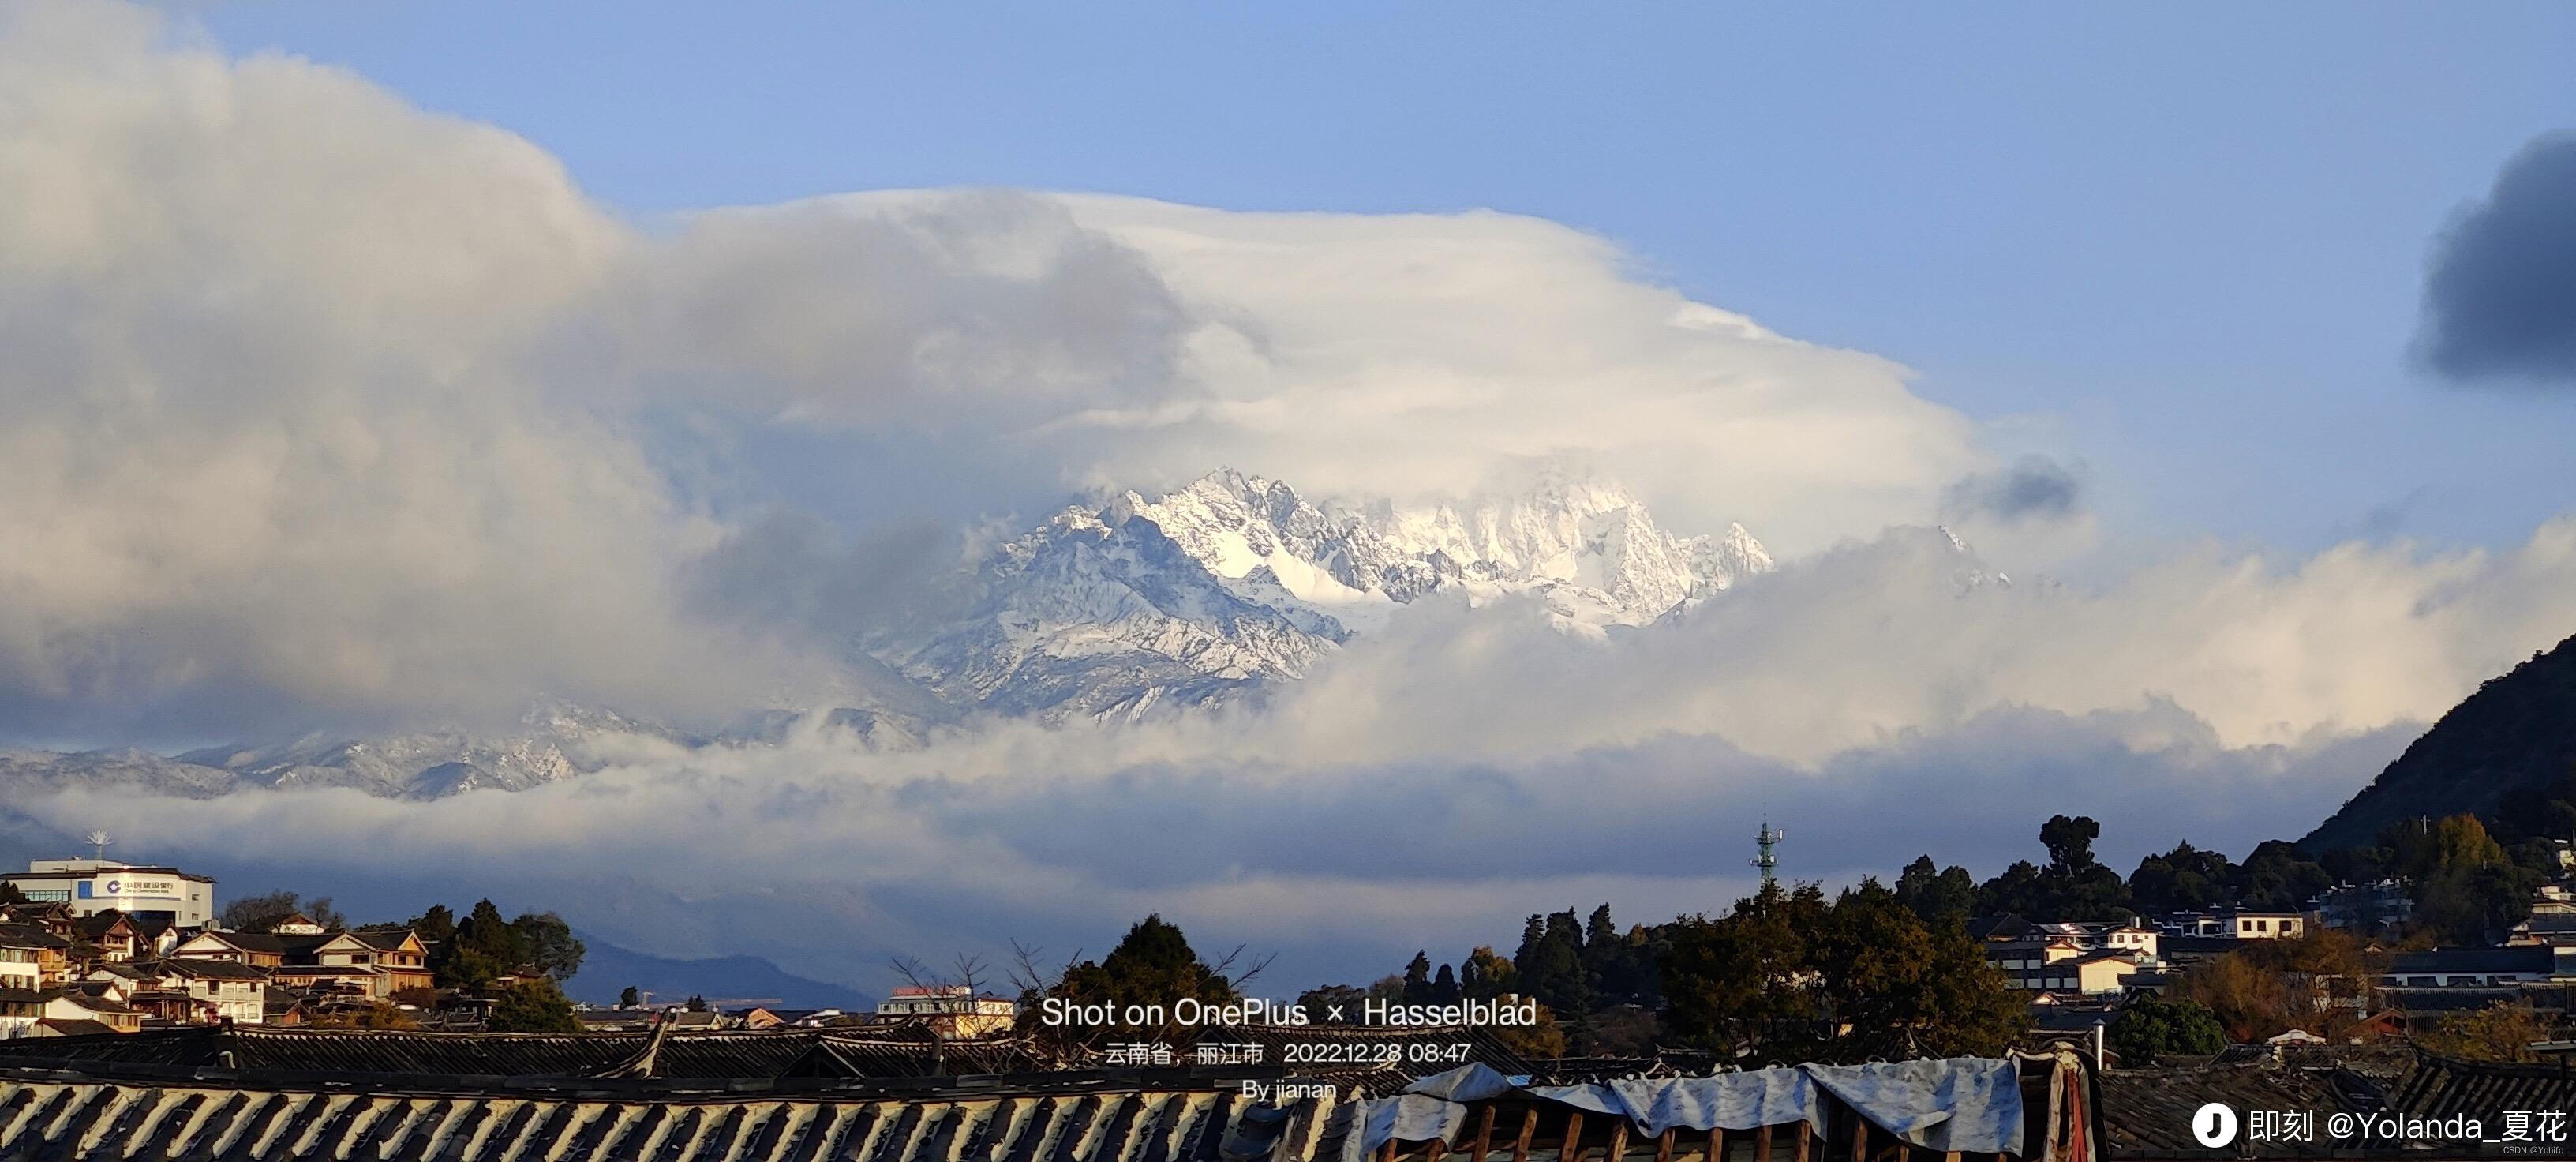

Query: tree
<box><xmin>509</xmin><ymin>912</ymin><xmax>586</xmax><ymax>980</ymax></box>
<box><xmin>1460</xmin><ymin>946</ymin><xmax>1516</xmax><ymax>999</ymax></box>
<box><xmin>1492</xmin><ymin>1003</ymin><xmax>1569</xmax><ymax>1059</ymax></box>
<box><xmin>1432</xmin><ymin>963</ymin><xmax>1460</xmax><ymax>1005</ymax></box>
<box><xmin>487</xmin><ymin>979</ymin><xmax>582</xmax><ymax>1033</ymax></box>
<box><xmin>312</xmin><ymin>1002</ymin><xmax>421</xmax><ymax>1029</ymax></box>
<box><xmin>1661</xmin><ymin>879</ymin><xmax>2020</xmax><ymax>1063</ymax></box>
<box><xmin>1894</xmin><ymin>857</ymin><xmax>1978</xmax><ymax>924</ymax></box>
<box><xmin>2419</xmin><ymin>1002</ymin><xmax>2552</xmax><ymax>1063</ymax></box>
<box><xmin>2233</xmin><ymin>842</ymin><xmax>2332</xmax><ymax>913</ymax></box>
<box><xmin>219</xmin><ymin>890</ymin><xmax>345</xmax><ymax>933</ymax></box>
<box><xmin>1514</xmin><ymin>910</ymin><xmax>1592</xmax><ymax>1015</ymax></box>
<box><xmin>1402</xmin><ymin>951</ymin><xmax>1433</xmax><ymax>1003</ymax></box>
<box><xmin>2185</xmin><ymin>950</ymin><xmax>2286</xmax><ymax>1043</ymax></box>
<box><xmin>685</xmin><ymin>994</ymin><xmax>708</xmax><ymax>1012</ymax></box>
<box><xmin>1021</xmin><ymin>915</ymin><xmax>1261</xmax><ymax>1048</ymax></box>
<box><xmin>618</xmin><ymin>986</ymin><xmax>641</xmax><ymax>1009</ymax></box>
<box><xmin>410</xmin><ymin>905</ymin><xmax>457</xmax><ymax>946</ymax></box>
<box><xmin>2128</xmin><ymin>843</ymin><xmax>2235</xmax><ymax>916</ymax></box>
<box><xmin>1974</xmin><ymin>860</ymin><xmax>2045</xmax><ymax>918</ymax></box>
<box><xmin>2106</xmin><ymin>997</ymin><xmax>2226</xmax><ymax>1066</ymax></box>
<box><xmin>1585</xmin><ymin>905</ymin><xmax>1618</xmax><ymax>950</ymax></box>
<box><xmin>435</xmin><ymin>898</ymin><xmax>527</xmax><ymax>990</ymax></box>
<box><xmin>2036</xmin><ymin>815</ymin><xmax>2133</xmax><ymax>921</ymax></box>
<box><xmin>1296</xmin><ymin>984</ymin><xmax>1366</xmax><ymax>1023</ymax></box>
<box><xmin>1975</xmin><ymin>816</ymin><xmax>2132</xmax><ymax>922</ymax></box>
<box><xmin>221</xmin><ymin>891</ymin><xmax>298</xmax><ymax>931</ymax></box>
<box><xmin>2392</xmin><ymin>815</ymin><xmax>2542</xmax><ymax>944</ymax></box>
<box><xmin>2187</xmin><ymin>928</ymin><xmax>2385</xmax><ymax>1042</ymax></box>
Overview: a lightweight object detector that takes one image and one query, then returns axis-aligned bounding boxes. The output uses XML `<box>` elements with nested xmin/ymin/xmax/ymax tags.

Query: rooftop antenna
<box><xmin>84</xmin><ymin>830</ymin><xmax>113</xmax><ymax>862</ymax></box>
<box><xmin>1753</xmin><ymin>818</ymin><xmax>1784</xmax><ymax>885</ymax></box>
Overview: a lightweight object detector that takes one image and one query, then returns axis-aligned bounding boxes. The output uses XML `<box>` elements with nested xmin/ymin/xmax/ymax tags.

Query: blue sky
<box><xmin>194</xmin><ymin>2</ymin><xmax>2576</xmax><ymax>556</ymax></box>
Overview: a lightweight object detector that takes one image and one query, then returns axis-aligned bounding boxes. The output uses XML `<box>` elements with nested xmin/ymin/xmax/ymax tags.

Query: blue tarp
<box><xmin>1334</xmin><ymin>1058</ymin><xmax>2021</xmax><ymax>1160</ymax></box>
<box><xmin>1803</xmin><ymin>1059</ymin><xmax>2024</xmax><ymax>1154</ymax></box>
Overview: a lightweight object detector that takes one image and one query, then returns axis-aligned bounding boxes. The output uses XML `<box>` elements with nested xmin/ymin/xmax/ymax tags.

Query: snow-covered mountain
<box><xmin>174</xmin><ymin>704</ymin><xmax>698</xmax><ymax>798</ymax></box>
<box><xmin>0</xmin><ymin>470</ymin><xmax>1775</xmax><ymax>795</ymax></box>
<box><xmin>0</xmin><ymin>705</ymin><xmax>698</xmax><ymax>803</ymax></box>
<box><xmin>864</xmin><ymin>468</ymin><xmax>1773</xmax><ymax>721</ymax></box>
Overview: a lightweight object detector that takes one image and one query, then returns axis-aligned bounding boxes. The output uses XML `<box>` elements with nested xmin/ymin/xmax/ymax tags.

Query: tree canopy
<box><xmin>1661</xmin><ymin>879</ymin><xmax>2022</xmax><ymax>1063</ymax></box>
<box><xmin>487</xmin><ymin>979</ymin><xmax>582</xmax><ymax>1033</ymax></box>
<box><xmin>2106</xmin><ymin>996</ymin><xmax>2226</xmax><ymax>1066</ymax></box>
<box><xmin>218</xmin><ymin>890</ymin><xmax>346</xmax><ymax>933</ymax></box>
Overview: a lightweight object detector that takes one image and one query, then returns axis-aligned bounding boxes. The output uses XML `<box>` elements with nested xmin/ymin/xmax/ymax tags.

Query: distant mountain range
<box><xmin>565</xmin><ymin>939</ymin><xmax>872</xmax><ymax>1012</ymax></box>
<box><xmin>2302</xmin><ymin>631</ymin><xmax>2576</xmax><ymax>853</ymax></box>
<box><xmin>0</xmin><ymin>468</ymin><xmax>1783</xmax><ymax>799</ymax></box>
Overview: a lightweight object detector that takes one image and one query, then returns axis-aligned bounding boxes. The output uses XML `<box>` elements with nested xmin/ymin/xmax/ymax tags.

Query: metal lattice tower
<box><xmin>1753</xmin><ymin>819</ymin><xmax>1784</xmax><ymax>884</ymax></box>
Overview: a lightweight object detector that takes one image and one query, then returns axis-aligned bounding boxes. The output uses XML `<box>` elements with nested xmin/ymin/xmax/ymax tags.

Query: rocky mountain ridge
<box><xmin>2301</xmin><ymin>631</ymin><xmax>2576</xmax><ymax>853</ymax></box>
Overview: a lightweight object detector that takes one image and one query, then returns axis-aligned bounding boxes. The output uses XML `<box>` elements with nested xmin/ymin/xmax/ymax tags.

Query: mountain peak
<box><xmin>864</xmin><ymin>468</ymin><xmax>1774</xmax><ymax>722</ymax></box>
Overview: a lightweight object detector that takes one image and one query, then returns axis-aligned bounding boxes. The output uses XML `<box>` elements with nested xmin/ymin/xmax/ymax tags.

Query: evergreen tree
<box><xmin>2106</xmin><ymin>997</ymin><xmax>2226</xmax><ymax>1066</ymax></box>
<box><xmin>1663</xmin><ymin>879</ymin><xmax>2020</xmax><ymax>1063</ymax></box>
<box><xmin>617</xmin><ymin>985</ymin><xmax>640</xmax><ymax>1009</ymax></box>
<box><xmin>436</xmin><ymin>898</ymin><xmax>527</xmax><ymax>990</ymax></box>
<box><xmin>1432</xmin><ymin>963</ymin><xmax>1460</xmax><ymax>1005</ymax></box>
<box><xmin>487</xmin><ymin>979</ymin><xmax>581</xmax><ymax>1033</ymax></box>
<box><xmin>1586</xmin><ymin>904</ymin><xmax>1616</xmax><ymax>950</ymax></box>
<box><xmin>509</xmin><ymin>912</ymin><xmax>586</xmax><ymax>980</ymax></box>
<box><xmin>1894</xmin><ymin>856</ymin><xmax>1978</xmax><ymax>922</ymax></box>
<box><xmin>1034</xmin><ymin>915</ymin><xmax>1246</xmax><ymax>1047</ymax></box>
<box><xmin>1975</xmin><ymin>816</ymin><xmax>2131</xmax><ymax>921</ymax></box>
<box><xmin>411</xmin><ymin>905</ymin><xmax>456</xmax><ymax>946</ymax></box>
<box><xmin>1402</xmin><ymin>950</ymin><xmax>1433</xmax><ymax>1003</ymax></box>
<box><xmin>1519</xmin><ymin>910</ymin><xmax>1593</xmax><ymax>1015</ymax></box>
<box><xmin>2233</xmin><ymin>841</ymin><xmax>2334</xmax><ymax>913</ymax></box>
<box><xmin>1295</xmin><ymin>984</ymin><xmax>1366</xmax><ymax>1023</ymax></box>
<box><xmin>2128</xmin><ymin>842</ymin><xmax>2235</xmax><ymax>916</ymax></box>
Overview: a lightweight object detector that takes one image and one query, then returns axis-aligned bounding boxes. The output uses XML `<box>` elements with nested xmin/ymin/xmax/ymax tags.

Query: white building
<box><xmin>159</xmin><ymin>959</ymin><xmax>268</xmax><ymax>1025</ymax></box>
<box><xmin>2</xmin><ymin>860</ymin><xmax>215</xmax><ymax>928</ymax></box>
<box><xmin>878</xmin><ymin>986</ymin><xmax>1018</xmax><ymax>1037</ymax></box>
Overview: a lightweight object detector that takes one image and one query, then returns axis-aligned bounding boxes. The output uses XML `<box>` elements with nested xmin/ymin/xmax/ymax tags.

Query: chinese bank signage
<box><xmin>77</xmin><ymin>875</ymin><xmax>182</xmax><ymax>901</ymax></box>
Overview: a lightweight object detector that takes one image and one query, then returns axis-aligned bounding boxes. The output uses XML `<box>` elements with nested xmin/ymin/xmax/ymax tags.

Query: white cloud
<box><xmin>0</xmin><ymin>2</ymin><xmax>1998</xmax><ymax>737</ymax></box>
<box><xmin>9</xmin><ymin>2</ymin><xmax>2576</xmax><ymax>991</ymax></box>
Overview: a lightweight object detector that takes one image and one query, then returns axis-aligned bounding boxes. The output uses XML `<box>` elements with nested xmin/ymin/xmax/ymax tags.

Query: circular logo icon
<box><xmin>104</xmin><ymin>880</ymin><xmax>121</xmax><ymax>894</ymax></box>
<box><xmin>2192</xmin><ymin>1104</ymin><xmax>2238</xmax><ymax>1148</ymax></box>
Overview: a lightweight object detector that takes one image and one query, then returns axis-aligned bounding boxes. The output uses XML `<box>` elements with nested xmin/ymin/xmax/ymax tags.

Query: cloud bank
<box><xmin>0</xmin><ymin>1</ymin><xmax>1994</xmax><ymax>740</ymax></box>
<box><xmin>2419</xmin><ymin>132</ymin><xmax>2576</xmax><ymax>386</ymax></box>
<box><xmin>8</xmin><ymin>2</ymin><xmax>2576</xmax><ymax>990</ymax></box>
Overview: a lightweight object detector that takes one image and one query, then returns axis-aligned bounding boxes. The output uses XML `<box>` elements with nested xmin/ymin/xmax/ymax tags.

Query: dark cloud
<box><xmin>1940</xmin><ymin>455</ymin><xmax>2082</xmax><ymax>523</ymax></box>
<box><xmin>2418</xmin><ymin>133</ymin><xmax>2576</xmax><ymax>384</ymax></box>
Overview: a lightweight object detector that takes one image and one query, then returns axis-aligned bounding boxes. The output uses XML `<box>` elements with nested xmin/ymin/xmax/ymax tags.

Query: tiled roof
<box><xmin>349</xmin><ymin>928</ymin><xmax>423</xmax><ymax>951</ymax></box>
<box><xmin>157</xmin><ymin>958</ymin><xmax>273</xmax><ymax>980</ymax></box>
<box><xmin>2387</xmin><ymin>946</ymin><xmax>2560</xmax><ymax>973</ymax></box>
<box><xmin>2097</xmin><ymin>1063</ymin><xmax>2364</xmax><ymax>1158</ymax></box>
<box><xmin>0</xmin><ymin>1025</ymin><xmax>1054</xmax><ymax>1082</ymax></box>
<box><xmin>182</xmin><ymin>930</ymin><xmax>335</xmax><ymax>955</ymax></box>
<box><xmin>0</xmin><ymin>923</ymin><xmax>69</xmax><ymax>950</ymax></box>
<box><xmin>2388</xmin><ymin>1052</ymin><xmax>2576</xmax><ymax>1120</ymax></box>
<box><xmin>0</xmin><ymin>1074</ymin><xmax>1274</xmax><ymax>1162</ymax></box>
